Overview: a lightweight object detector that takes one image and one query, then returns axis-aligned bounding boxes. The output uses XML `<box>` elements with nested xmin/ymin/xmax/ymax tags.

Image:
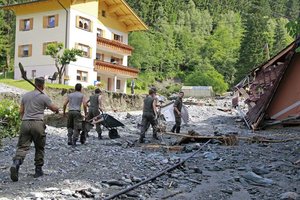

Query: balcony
<box><xmin>94</xmin><ymin>60</ymin><xmax>139</xmax><ymax>77</ymax></box>
<box><xmin>97</xmin><ymin>36</ymin><xmax>133</xmax><ymax>55</ymax></box>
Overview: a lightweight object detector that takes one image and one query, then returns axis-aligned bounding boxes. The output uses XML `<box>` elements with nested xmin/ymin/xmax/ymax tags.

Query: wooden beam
<box><xmin>117</xmin><ymin>14</ymin><xmax>132</xmax><ymax>22</ymax></box>
<box><xmin>71</xmin><ymin>0</ymin><xmax>77</xmax><ymax>4</ymax></box>
<box><xmin>108</xmin><ymin>3</ymin><xmax>122</xmax><ymax>14</ymax></box>
<box><xmin>127</xmin><ymin>24</ymin><xmax>141</xmax><ymax>32</ymax></box>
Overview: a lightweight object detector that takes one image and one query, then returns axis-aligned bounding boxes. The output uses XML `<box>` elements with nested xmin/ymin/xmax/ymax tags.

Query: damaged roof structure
<box><xmin>233</xmin><ymin>37</ymin><xmax>300</xmax><ymax>130</ymax></box>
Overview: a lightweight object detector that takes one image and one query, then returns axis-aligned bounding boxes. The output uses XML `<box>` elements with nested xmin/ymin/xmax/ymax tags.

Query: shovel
<box><xmin>18</xmin><ymin>62</ymin><xmax>44</xmax><ymax>94</ymax></box>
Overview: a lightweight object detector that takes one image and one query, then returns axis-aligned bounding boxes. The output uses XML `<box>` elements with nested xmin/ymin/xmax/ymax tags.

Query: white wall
<box><xmin>67</xmin><ymin>8</ymin><xmax>98</xmax><ymax>86</ymax></box>
<box><xmin>14</xmin><ymin>9</ymin><xmax>67</xmax><ymax>80</ymax></box>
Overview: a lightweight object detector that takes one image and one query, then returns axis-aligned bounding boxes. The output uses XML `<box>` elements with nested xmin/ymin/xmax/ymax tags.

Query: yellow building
<box><xmin>2</xmin><ymin>0</ymin><xmax>147</xmax><ymax>93</ymax></box>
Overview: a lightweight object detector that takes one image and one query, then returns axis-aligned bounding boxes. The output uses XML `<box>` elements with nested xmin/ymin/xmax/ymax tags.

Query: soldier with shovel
<box><xmin>10</xmin><ymin>77</ymin><xmax>59</xmax><ymax>182</ymax></box>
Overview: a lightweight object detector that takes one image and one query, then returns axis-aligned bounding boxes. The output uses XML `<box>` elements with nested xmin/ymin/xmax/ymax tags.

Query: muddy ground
<box><xmin>0</xmin><ymin>83</ymin><xmax>299</xmax><ymax>200</ymax></box>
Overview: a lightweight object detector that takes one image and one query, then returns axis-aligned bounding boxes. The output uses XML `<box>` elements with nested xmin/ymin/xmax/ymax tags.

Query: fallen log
<box><xmin>164</xmin><ymin>131</ymin><xmax>238</xmax><ymax>146</ymax></box>
<box><xmin>162</xmin><ymin>131</ymin><xmax>300</xmax><ymax>144</ymax></box>
<box><xmin>104</xmin><ymin>140</ymin><xmax>211</xmax><ymax>200</ymax></box>
<box><xmin>142</xmin><ymin>144</ymin><xmax>184</xmax><ymax>152</ymax></box>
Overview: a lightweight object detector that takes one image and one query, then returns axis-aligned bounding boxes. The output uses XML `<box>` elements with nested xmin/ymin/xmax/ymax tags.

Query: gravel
<box><xmin>0</xmin><ymin>84</ymin><xmax>299</xmax><ymax>200</ymax></box>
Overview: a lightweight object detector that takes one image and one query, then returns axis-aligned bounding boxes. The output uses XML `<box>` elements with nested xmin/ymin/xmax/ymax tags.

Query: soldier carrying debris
<box><xmin>87</xmin><ymin>88</ymin><xmax>104</xmax><ymax>139</ymax></box>
<box><xmin>10</xmin><ymin>77</ymin><xmax>59</xmax><ymax>182</ymax></box>
<box><xmin>63</xmin><ymin>83</ymin><xmax>87</xmax><ymax>146</ymax></box>
<box><xmin>139</xmin><ymin>88</ymin><xmax>159</xmax><ymax>143</ymax></box>
<box><xmin>171</xmin><ymin>91</ymin><xmax>184</xmax><ymax>133</ymax></box>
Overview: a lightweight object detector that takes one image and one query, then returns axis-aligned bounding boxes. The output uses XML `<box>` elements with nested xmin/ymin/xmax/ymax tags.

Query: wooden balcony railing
<box><xmin>94</xmin><ymin>60</ymin><xmax>139</xmax><ymax>77</ymax></box>
<box><xmin>97</xmin><ymin>36</ymin><xmax>133</xmax><ymax>55</ymax></box>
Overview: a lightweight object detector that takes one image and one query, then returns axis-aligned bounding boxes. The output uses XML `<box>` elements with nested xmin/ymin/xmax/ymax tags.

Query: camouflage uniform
<box><xmin>140</xmin><ymin>95</ymin><xmax>158</xmax><ymax>142</ymax></box>
<box><xmin>11</xmin><ymin>89</ymin><xmax>53</xmax><ymax>181</ymax></box>
<box><xmin>87</xmin><ymin>94</ymin><xmax>102</xmax><ymax>138</ymax></box>
<box><xmin>67</xmin><ymin>91</ymin><xmax>84</xmax><ymax>145</ymax></box>
<box><xmin>171</xmin><ymin>97</ymin><xmax>183</xmax><ymax>133</ymax></box>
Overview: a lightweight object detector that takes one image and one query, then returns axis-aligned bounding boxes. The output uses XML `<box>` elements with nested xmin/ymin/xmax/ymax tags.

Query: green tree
<box><xmin>184</xmin><ymin>69</ymin><xmax>228</xmax><ymax>94</ymax></box>
<box><xmin>274</xmin><ymin>18</ymin><xmax>294</xmax><ymax>53</ymax></box>
<box><xmin>237</xmin><ymin>0</ymin><xmax>272</xmax><ymax>81</ymax></box>
<box><xmin>0</xmin><ymin>0</ymin><xmax>16</xmax><ymax>77</ymax></box>
<box><xmin>204</xmin><ymin>11</ymin><xmax>244</xmax><ymax>85</ymax></box>
<box><xmin>46</xmin><ymin>43</ymin><xmax>82</xmax><ymax>84</ymax></box>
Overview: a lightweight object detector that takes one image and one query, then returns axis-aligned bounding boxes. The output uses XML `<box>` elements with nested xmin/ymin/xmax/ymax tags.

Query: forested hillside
<box><xmin>0</xmin><ymin>0</ymin><xmax>300</xmax><ymax>93</ymax></box>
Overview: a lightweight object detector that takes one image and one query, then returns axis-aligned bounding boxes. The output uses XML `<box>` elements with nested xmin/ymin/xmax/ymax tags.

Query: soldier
<box><xmin>171</xmin><ymin>91</ymin><xmax>184</xmax><ymax>133</ymax></box>
<box><xmin>139</xmin><ymin>88</ymin><xmax>158</xmax><ymax>143</ymax></box>
<box><xmin>63</xmin><ymin>83</ymin><xmax>87</xmax><ymax>146</ymax></box>
<box><xmin>10</xmin><ymin>77</ymin><xmax>59</xmax><ymax>182</ymax></box>
<box><xmin>87</xmin><ymin>88</ymin><xmax>104</xmax><ymax>139</ymax></box>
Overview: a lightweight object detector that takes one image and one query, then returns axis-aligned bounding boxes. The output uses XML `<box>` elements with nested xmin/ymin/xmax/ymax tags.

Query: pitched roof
<box><xmin>0</xmin><ymin>0</ymin><xmax>147</xmax><ymax>31</ymax></box>
<box><xmin>235</xmin><ymin>37</ymin><xmax>300</xmax><ymax>129</ymax></box>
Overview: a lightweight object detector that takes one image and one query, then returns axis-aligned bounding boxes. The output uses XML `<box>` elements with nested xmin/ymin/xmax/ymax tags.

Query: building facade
<box><xmin>3</xmin><ymin>0</ymin><xmax>147</xmax><ymax>93</ymax></box>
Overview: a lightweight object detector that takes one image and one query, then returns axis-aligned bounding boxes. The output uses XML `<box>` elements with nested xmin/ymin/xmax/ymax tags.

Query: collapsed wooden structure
<box><xmin>233</xmin><ymin>38</ymin><xmax>300</xmax><ymax>130</ymax></box>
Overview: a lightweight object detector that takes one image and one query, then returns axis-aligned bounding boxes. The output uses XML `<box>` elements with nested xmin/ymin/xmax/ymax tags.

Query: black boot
<box><xmin>10</xmin><ymin>159</ymin><xmax>21</xmax><ymax>182</ymax></box>
<box><xmin>139</xmin><ymin>135</ymin><xmax>145</xmax><ymax>143</ymax></box>
<box><xmin>67</xmin><ymin>137</ymin><xmax>72</xmax><ymax>145</ymax></box>
<box><xmin>153</xmin><ymin>133</ymin><xmax>159</xmax><ymax>140</ymax></box>
<box><xmin>171</xmin><ymin>125</ymin><xmax>176</xmax><ymax>133</ymax></box>
<box><xmin>72</xmin><ymin>138</ymin><xmax>77</xmax><ymax>147</ymax></box>
<box><xmin>33</xmin><ymin>166</ymin><xmax>43</xmax><ymax>178</ymax></box>
<box><xmin>176</xmin><ymin>126</ymin><xmax>181</xmax><ymax>133</ymax></box>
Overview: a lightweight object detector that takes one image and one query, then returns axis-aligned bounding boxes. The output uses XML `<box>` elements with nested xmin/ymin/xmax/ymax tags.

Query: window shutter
<box><xmin>90</xmin><ymin>21</ymin><xmax>93</xmax><ymax>32</ymax></box>
<box><xmin>76</xmin><ymin>16</ymin><xmax>80</xmax><ymax>28</ymax></box>
<box><xmin>120</xmin><ymin>36</ymin><xmax>123</xmax><ymax>42</ymax></box>
<box><xmin>29</xmin><ymin>18</ymin><xmax>33</xmax><ymax>30</ymax></box>
<box><xmin>19</xmin><ymin>19</ymin><xmax>24</xmax><ymax>31</ymax></box>
<box><xmin>101</xmin><ymin>53</ymin><xmax>104</xmax><ymax>61</ymax></box>
<box><xmin>18</xmin><ymin>46</ymin><xmax>22</xmax><ymax>57</ymax></box>
<box><xmin>43</xmin><ymin>43</ymin><xmax>47</xmax><ymax>55</ymax></box>
<box><xmin>28</xmin><ymin>44</ymin><xmax>32</xmax><ymax>57</ymax></box>
<box><xmin>43</xmin><ymin>16</ymin><xmax>47</xmax><ymax>28</ymax></box>
<box><xmin>55</xmin><ymin>14</ymin><xmax>59</xmax><ymax>27</ymax></box>
<box><xmin>89</xmin><ymin>47</ymin><xmax>92</xmax><ymax>58</ymax></box>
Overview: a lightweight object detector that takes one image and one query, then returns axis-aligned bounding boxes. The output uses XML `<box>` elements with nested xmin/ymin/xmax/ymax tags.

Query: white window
<box><xmin>24</xmin><ymin>19</ymin><xmax>30</xmax><ymax>30</ymax></box>
<box><xmin>77</xmin><ymin>70</ymin><xmax>88</xmax><ymax>82</ymax></box>
<box><xmin>96</xmin><ymin>53</ymin><xmax>104</xmax><ymax>61</ymax></box>
<box><xmin>116</xmin><ymin>80</ymin><xmax>121</xmax><ymax>89</ymax></box>
<box><xmin>48</xmin><ymin>16</ymin><xmax>55</xmax><ymax>28</ymax></box>
<box><xmin>76</xmin><ymin>43</ymin><xmax>91</xmax><ymax>58</ymax></box>
<box><xmin>43</xmin><ymin>15</ymin><xmax>59</xmax><ymax>28</ymax></box>
<box><xmin>19</xmin><ymin>18</ymin><xmax>33</xmax><ymax>31</ymax></box>
<box><xmin>18</xmin><ymin>44</ymin><xmax>32</xmax><ymax>57</ymax></box>
<box><xmin>97</xmin><ymin>28</ymin><xmax>104</xmax><ymax>37</ymax></box>
<box><xmin>113</xmin><ymin>33</ymin><xmax>123</xmax><ymax>42</ymax></box>
<box><xmin>76</xmin><ymin>16</ymin><xmax>92</xmax><ymax>32</ymax></box>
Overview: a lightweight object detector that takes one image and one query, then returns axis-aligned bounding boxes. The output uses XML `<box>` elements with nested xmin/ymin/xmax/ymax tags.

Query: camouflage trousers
<box><xmin>67</xmin><ymin>111</ymin><xmax>82</xmax><ymax>142</ymax></box>
<box><xmin>140</xmin><ymin>113</ymin><xmax>157</xmax><ymax>138</ymax></box>
<box><xmin>171</xmin><ymin>115</ymin><xmax>181</xmax><ymax>133</ymax></box>
<box><xmin>87</xmin><ymin>108</ymin><xmax>102</xmax><ymax>136</ymax></box>
<box><xmin>13</xmin><ymin>120</ymin><xmax>46</xmax><ymax>166</ymax></box>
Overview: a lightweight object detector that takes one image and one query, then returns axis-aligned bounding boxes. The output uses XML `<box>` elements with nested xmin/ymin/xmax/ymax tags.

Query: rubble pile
<box><xmin>0</xmin><ymin>84</ymin><xmax>299</xmax><ymax>200</ymax></box>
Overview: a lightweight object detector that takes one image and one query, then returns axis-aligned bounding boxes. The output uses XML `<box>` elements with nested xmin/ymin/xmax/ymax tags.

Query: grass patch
<box><xmin>126</xmin><ymin>87</ymin><xmax>148</xmax><ymax>95</ymax></box>
<box><xmin>0</xmin><ymin>79</ymin><xmax>73</xmax><ymax>91</ymax></box>
<box><xmin>0</xmin><ymin>71</ymin><xmax>14</xmax><ymax>79</ymax></box>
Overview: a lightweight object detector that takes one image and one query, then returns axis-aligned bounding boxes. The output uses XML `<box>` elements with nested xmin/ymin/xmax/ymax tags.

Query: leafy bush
<box><xmin>160</xmin><ymin>84</ymin><xmax>182</xmax><ymax>96</ymax></box>
<box><xmin>184</xmin><ymin>69</ymin><xmax>228</xmax><ymax>94</ymax></box>
<box><xmin>0</xmin><ymin>99</ymin><xmax>21</xmax><ymax>141</ymax></box>
<box><xmin>87</xmin><ymin>85</ymin><xmax>96</xmax><ymax>90</ymax></box>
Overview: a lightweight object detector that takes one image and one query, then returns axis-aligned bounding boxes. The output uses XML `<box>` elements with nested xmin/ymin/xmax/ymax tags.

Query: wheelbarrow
<box><xmin>91</xmin><ymin>113</ymin><xmax>125</xmax><ymax>139</ymax></box>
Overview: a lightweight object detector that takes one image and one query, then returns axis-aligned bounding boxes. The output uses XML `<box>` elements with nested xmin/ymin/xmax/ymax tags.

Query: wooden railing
<box><xmin>97</xmin><ymin>36</ymin><xmax>133</xmax><ymax>55</ymax></box>
<box><xmin>94</xmin><ymin>60</ymin><xmax>139</xmax><ymax>77</ymax></box>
